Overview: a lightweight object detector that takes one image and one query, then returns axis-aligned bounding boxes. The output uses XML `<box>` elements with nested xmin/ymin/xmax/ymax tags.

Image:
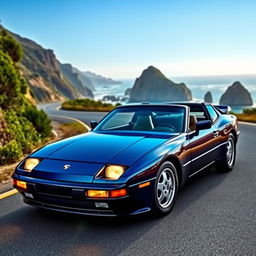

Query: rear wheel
<box><xmin>216</xmin><ymin>134</ymin><xmax>236</xmax><ymax>172</ymax></box>
<box><xmin>152</xmin><ymin>161</ymin><xmax>179</xmax><ymax>216</ymax></box>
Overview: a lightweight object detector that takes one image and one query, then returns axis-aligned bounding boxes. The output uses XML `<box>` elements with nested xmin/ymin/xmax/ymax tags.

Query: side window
<box><xmin>189</xmin><ymin>106</ymin><xmax>207</xmax><ymax>121</ymax></box>
<box><xmin>206</xmin><ymin>105</ymin><xmax>218</xmax><ymax>122</ymax></box>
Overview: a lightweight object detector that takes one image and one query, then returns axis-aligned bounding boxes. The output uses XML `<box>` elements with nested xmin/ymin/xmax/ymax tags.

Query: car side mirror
<box><xmin>196</xmin><ymin>120</ymin><xmax>211</xmax><ymax>131</ymax></box>
<box><xmin>90</xmin><ymin>121</ymin><xmax>98</xmax><ymax>129</ymax></box>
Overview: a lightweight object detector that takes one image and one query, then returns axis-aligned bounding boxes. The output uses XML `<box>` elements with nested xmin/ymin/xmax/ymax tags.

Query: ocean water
<box><xmin>93</xmin><ymin>80</ymin><xmax>132</xmax><ymax>100</ymax></box>
<box><xmin>94</xmin><ymin>75</ymin><xmax>256</xmax><ymax>113</ymax></box>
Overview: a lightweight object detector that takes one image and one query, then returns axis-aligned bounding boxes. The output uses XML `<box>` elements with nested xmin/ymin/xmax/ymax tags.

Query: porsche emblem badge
<box><xmin>63</xmin><ymin>164</ymin><xmax>71</xmax><ymax>170</ymax></box>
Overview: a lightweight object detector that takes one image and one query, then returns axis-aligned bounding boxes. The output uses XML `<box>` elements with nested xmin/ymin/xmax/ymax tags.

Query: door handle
<box><xmin>213</xmin><ymin>131</ymin><xmax>219</xmax><ymax>137</ymax></box>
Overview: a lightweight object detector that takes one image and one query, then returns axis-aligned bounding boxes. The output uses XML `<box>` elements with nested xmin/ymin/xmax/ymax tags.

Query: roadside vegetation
<box><xmin>58</xmin><ymin>122</ymin><xmax>88</xmax><ymax>138</ymax></box>
<box><xmin>62</xmin><ymin>98</ymin><xmax>120</xmax><ymax>112</ymax></box>
<box><xmin>0</xmin><ymin>121</ymin><xmax>88</xmax><ymax>184</ymax></box>
<box><xmin>232</xmin><ymin>108</ymin><xmax>256</xmax><ymax>123</ymax></box>
<box><xmin>0</xmin><ymin>30</ymin><xmax>52</xmax><ymax>165</ymax></box>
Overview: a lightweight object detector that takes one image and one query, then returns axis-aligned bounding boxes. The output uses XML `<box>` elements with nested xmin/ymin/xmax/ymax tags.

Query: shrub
<box><xmin>0</xmin><ymin>49</ymin><xmax>25</xmax><ymax>109</ymax></box>
<box><xmin>22</xmin><ymin>105</ymin><xmax>52</xmax><ymax>138</ymax></box>
<box><xmin>4</xmin><ymin>109</ymin><xmax>41</xmax><ymax>153</ymax></box>
<box><xmin>62</xmin><ymin>98</ymin><xmax>119</xmax><ymax>111</ymax></box>
<box><xmin>0</xmin><ymin>108</ymin><xmax>51</xmax><ymax>165</ymax></box>
<box><xmin>0</xmin><ymin>140</ymin><xmax>22</xmax><ymax>165</ymax></box>
<box><xmin>0</xmin><ymin>29</ymin><xmax>23</xmax><ymax>63</ymax></box>
<box><xmin>243</xmin><ymin>108</ymin><xmax>256</xmax><ymax>115</ymax></box>
<box><xmin>0</xmin><ymin>30</ymin><xmax>52</xmax><ymax>165</ymax></box>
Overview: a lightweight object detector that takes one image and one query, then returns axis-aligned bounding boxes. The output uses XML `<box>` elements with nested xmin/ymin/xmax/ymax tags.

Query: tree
<box><xmin>0</xmin><ymin>49</ymin><xmax>24</xmax><ymax>109</ymax></box>
<box><xmin>0</xmin><ymin>29</ymin><xmax>23</xmax><ymax>63</ymax></box>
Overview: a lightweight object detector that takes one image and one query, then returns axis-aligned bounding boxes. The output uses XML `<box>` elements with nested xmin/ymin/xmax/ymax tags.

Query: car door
<box><xmin>188</xmin><ymin>104</ymin><xmax>219</xmax><ymax>176</ymax></box>
<box><xmin>206</xmin><ymin>105</ymin><xmax>232</xmax><ymax>160</ymax></box>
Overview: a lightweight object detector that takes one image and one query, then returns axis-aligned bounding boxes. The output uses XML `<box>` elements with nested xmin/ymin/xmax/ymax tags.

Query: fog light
<box><xmin>95</xmin><ymin>202</ymin><xmax>109</xmax><ymax>208</ymax></box>
<box><xmin>110</xmin><ymin>188</ymin><xmax>127</xmax><ymax>198</ymax></box>
<box><xmin>87</xmin><ymin>190</ymin><xmax>109</xmax><ymax>198</ymax></box>
<box><xmin>24</xmin><ymin>192</ymin><xmax>34</xmax><ymax>199</ymax></box>
<box><xmin>14</xmin><ymin>180</ymin><xmax>27</xmax><ymax>190</ymax></box>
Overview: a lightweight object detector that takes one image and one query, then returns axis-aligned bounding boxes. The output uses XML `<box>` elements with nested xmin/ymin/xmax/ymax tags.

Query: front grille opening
<box><xmin>36</xmin><ymin>184</ymin><xmax>73</xmax><ymax>198</ymax></box>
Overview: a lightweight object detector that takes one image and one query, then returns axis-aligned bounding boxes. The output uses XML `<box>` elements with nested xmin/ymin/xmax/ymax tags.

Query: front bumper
<box><xmin>13</xmin><ymin>174</ymin><xmax>154</xmax><ymax>216</ymax></box>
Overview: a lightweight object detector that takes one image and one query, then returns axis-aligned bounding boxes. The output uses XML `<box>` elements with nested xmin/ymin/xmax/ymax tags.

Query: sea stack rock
<box><xmin>129</xmin><ymin>66</ymin><xmax>192</xmax><ymax>102</ymax></box>
<box><xmin>219</xmin><ymin>81</ymin><xmax>253</xmax><ymax>106</ymax></box>
<box><xmin>124</xmin><ymin>88</ymin><xmax>132</xmax><ymax>96</ymax></box>
<box><xmin>204</xmin><ymin>91</ymin><xmax>213</xmax><ymax>103</ymax></box>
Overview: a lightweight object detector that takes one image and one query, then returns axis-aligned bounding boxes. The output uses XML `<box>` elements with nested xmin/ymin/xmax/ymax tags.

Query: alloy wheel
<box><xmin>157</xmin><ymin>167</ymin><xmax>176</xmax><ymax>208</ymax></box>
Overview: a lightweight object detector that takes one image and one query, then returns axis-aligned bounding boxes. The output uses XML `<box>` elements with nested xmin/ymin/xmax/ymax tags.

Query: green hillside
<box><xmin>0</xmin><ymin>25</ymin><xmax>94</xmax><ymax>103</ymax></box>
<box><xmin>0</xmin><ymin>29</ymin><xmax>51</xmax><ymax>165</ymax></box>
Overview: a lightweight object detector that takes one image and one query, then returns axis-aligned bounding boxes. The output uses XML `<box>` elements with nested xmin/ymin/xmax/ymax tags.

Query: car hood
<box><xmin>29</xmin><ymin>132</ymin><xmax>176</xmax><ymax>183</ymax></box>
<box><xmin>32</xmin><ymin>132</ymin><xmax>175</xmax><ymax>165</ymax></box>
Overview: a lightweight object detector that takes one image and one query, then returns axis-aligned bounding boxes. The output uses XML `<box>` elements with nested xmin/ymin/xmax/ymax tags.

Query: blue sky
<box><xmin>1</xmin><ymin>0</ymin><xmax>256</xmax><ymax>78</ymax></box>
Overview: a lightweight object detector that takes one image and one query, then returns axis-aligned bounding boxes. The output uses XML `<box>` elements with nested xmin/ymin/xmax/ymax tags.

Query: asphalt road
<box><xmin>38</xmin><ymin>102</ymin><xmax>108</xmax><ymax>127</ymax></box>
<box><xmin>1</xmin><ymin>103</ymin><xmax>256</xmax><ymax>256</ymax></box>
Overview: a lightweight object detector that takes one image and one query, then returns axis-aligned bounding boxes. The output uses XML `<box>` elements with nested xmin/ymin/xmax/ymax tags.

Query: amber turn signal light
<box><xmin>110</xmin><ymin>188</ymin><xmax>127</xmax><ymax>198</ymax></box>
<box><xmin>87</xmin><ymin>190</ymin><xmax>109</xmax><ymax>198</ymax></box>
<box><xmin>87</xmin><ymin>189</ymin><xmax>127</xmax><ymax>198</ymax></box>
<box><xmin>13</xmin><ymin>179</ymin><xmax>27</xmax><ymax>190</ymax></box>
<box><xmin>138</xmin><ymin>181</ymin><xmax>150</xmax><ymax>188</ymax></box>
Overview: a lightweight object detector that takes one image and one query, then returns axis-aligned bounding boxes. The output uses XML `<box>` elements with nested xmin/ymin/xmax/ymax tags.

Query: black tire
<box><xmin>216</xmin><ymin>134</ymin><xmax>236</xmax><ymax>172</ymax></box>
<box><xmin>151</xmin><ymin>161</ymin><xmax>179</xmax><ymax>217</ymax></box>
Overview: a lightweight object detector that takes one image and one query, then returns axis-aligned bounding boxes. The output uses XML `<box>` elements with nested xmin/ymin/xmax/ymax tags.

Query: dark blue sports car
<box><xmin>13</xmin><ymin>103</ymin><xmax>239</xmax><ymax>216</ymax></box>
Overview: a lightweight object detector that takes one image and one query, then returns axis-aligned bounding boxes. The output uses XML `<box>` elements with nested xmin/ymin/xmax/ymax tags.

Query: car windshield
<box><xmin>95</xmin><ymin>106</ymin><xmax>185</xmax><ymax>133</ymax></box>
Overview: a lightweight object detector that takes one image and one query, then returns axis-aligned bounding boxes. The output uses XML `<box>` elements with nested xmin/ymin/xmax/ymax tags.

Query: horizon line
<box><xmin>115</xmin><ymin>73</ymin><xmax>256</xmax><ymax>80</ymax></box>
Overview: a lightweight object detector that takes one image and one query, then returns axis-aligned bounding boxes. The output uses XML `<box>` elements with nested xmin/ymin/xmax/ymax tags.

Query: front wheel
<box><xmin>216</xmin><ymin>134</ymin><xmax>236</xmax><ymax>172</ymax></box>
<box><xmin>152</xmin><ymin>161</ymin><xmax>179</xmax><ymax>216</ymax></box>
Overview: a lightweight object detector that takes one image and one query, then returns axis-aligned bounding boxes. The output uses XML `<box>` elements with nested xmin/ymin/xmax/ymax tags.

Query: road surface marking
<box><xmin>49</xmin><ymin>114</ymin><xmax>91</xmax><ymax>131</ymax></box>
<box><xmin>0</xmin><ymin>189</ymin><xmax>17</xmax><ymax>200</ymax></box>
<box><xmin>239</xmin><ymin>121</ymin><xmax>256</xmax><ymax>127</ymax></box>
<box><xmin>51</xmin><ymin>130</ymin><xmax>58</xmax><ymax>138</ymax></box>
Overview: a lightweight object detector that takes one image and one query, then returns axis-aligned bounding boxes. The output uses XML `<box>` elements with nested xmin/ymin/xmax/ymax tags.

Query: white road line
<box><xmin>51</xmin><ymin>129</ymin><xmax>58</xmax><ymax>138</ymax></box>
<box><xmin>239</xmin><ymin>121</ymin><xmax>256</xmax><ymax>127</ymax></box>
<box><xmin>49</xmin><ymin>114</ymin><xmax>91</xmax><ymax>131</ymax></box>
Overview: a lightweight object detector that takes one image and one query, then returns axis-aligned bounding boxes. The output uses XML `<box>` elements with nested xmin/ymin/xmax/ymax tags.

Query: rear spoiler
<box><xmin>214</xmin><ymin>105</ymin><xmax>231</xmax><ymax>114</ymax></box>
